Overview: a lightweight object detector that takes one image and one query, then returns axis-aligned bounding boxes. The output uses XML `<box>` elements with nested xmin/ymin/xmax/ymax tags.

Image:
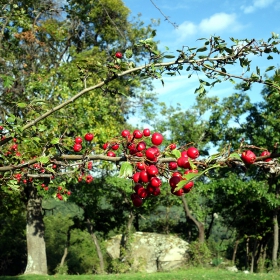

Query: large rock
<box><xmin>106</xmin><ymin>232</ymin><xmax>189</xmax><ymax>273</ymax></box>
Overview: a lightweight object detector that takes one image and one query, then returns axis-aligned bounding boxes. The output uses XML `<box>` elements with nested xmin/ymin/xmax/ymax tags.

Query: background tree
<box><xmin>1</xmin><ymin>1</ymin><xmax>280</xmax><ymax>275</ymax></box>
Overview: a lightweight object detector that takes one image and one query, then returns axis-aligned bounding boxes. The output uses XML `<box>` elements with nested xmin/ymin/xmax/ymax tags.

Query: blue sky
<box><xmin>123</xmin><ymin>0</ymin><xmax>280</xmax><ymax>125</ymax></box>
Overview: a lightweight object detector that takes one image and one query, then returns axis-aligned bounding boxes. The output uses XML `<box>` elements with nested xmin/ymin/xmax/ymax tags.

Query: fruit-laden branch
<box><xmin>18</xmin><ymin>36</ymin><xmax>280</xmax><ymax>135</ymax></box>
<box><xmin>0</xmin><ymin>152</ymin><xmax>278</xmax><ymax>173</ymax></box>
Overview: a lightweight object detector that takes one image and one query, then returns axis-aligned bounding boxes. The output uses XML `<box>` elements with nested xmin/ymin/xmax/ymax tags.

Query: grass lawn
<box><xmin>0</xmin><ymin>268</ymin><xmax>279</xmax><ymax>280</ymax></box>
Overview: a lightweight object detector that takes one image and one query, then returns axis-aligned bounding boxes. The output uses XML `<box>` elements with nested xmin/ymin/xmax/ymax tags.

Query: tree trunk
<box><xmin>245</xmin><ymin>237</ymin><xmax>250</xmax><ymax>270</ymax></box>
<box><xmin>232</xmin><ymin>239</ymin><xmax>239</xmax><ymax>264</ymax></box>
<box><xmin>272</xmin><ymin>212</ymin><xmax>279</xmax><ymax>268</ymax></box>
<box><xmin>250</xmin><ymin>238</ymin><xmax>258</xmax><ymax>273</ymax></box>
<box><xmin>24</xmin><ymin>186</ymin><xmax>48</xmax><ymax>275</ymax></box>
<box><xmin>60</xmin><ymin>223</ymin><xmax>75</xmax><ymax>268</ymax></box>
<box><xmin>205</xmin><ymin>212</ymin><xmax>215</xmax><ymax>240</ymax></box>
<box><xmin>86</xmin><ymin>219</ymin><xmax>105</xmax><ymax>274</ymax></box>
<box><xmin>181</xmin><ymin>196</ymin><xmax>205</xmax><ymax>243</ymax></box>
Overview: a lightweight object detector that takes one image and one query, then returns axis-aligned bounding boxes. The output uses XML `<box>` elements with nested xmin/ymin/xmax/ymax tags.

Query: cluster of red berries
<box><xmin>73</xmin><ymin>133</ymin><xmax>94</xmax><ymax>152</ymax></box>
<box><xmin>241</xmin><ymin>150</ymin><xmax>271</xmax><ymax>164</ymax></box>
<box><xmin>55</xmin><ymin>186</ymin><xmax>71</xmax><ymax>200</ymax></box>
<box><xmin>103</xmin><ymin>128</ymin><xmax>201</xmax><ymax>207</ymax></box>
<box><xmin>131</xmin><ymin>146</ymin><xmax>200</xmax><ymax>207</ymax></box>
<box><xmin>78</xmin><ymin>174</ymin><xmax>94</xmax><ymax>184</ymax></box>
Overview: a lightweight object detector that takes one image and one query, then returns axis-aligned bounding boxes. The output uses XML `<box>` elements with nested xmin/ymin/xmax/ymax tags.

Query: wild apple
<box><xmin>73</xmin><ymin>143</ymin><xmax>82</xmax><ymax>152</ymax></box>
<box><xmin>84</xmin><ymin>133</ymin><xmax>94</xmax><ymax>142</ymax></box>
<box><xmin>187</xmin><ymin>147</ymin><xmax>199</xmax><ymax>159</ymax></box>
<box><xmin>241</xmin><ymin>150</ymin><xmax>256</xmax><ymax>164</ymax></box>
<box><xmin>260</xmin><ymin>150</ymin><xmax>272</xmax><ymax>162</ymax></box>
<box><xmin>115</xmin><ymin>52</ymin><xmax>122</xmax><ymax>58</ymax></box>
<box><xmin>151</xmin><ymin>132</ymin><xmax>163</xmax><ymax>146</ymax></box>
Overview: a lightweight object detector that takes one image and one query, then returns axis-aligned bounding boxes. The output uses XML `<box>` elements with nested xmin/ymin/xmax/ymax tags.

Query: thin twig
<box><xmin>150</xmin><ymin>0</ymin><xmax>178</xmax><ymax>28</ymax></box>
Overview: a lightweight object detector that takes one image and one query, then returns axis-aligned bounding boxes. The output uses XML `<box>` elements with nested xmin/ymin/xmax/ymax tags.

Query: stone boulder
<box><xmin>106</xmin><ymin>232</ymin><xmax>189</xmax><ymax>273</ymax></box>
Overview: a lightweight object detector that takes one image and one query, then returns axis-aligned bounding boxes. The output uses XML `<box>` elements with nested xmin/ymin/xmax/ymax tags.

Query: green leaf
<box><xmin>171</xmin><ymin>149</ymin><xmax>181</xmax><ymax>159</ymax></box>
<box><xmin>125</xmin><ymin>48</ymin><xmax>133</xmax><ymax>59</ymax></box>
<box><xmin>229</xmin><ymin>153</ymin><xmax>241</xmax><ymax>161</ymax></box>
<box><xmin>267</xmin><ymin>55</ymin><xmax>273</xmax><ymax>60</ymax></box>
<box><xmin>50</xmin><ymin>138</ymin><xmax>60</xmax><ymax>145</ymax></box>
<box><xmin>2</xmin><ymin>75</ymin><xmax>14</xmax><ymax>88</ymax></box>
<box><xmin>163</xmin><ymin>55</ymin><xmax>176</xmax><ymax>59</ymax></box>
<box><xmin>32</xmin><ymin>137</ymin><xmax>41</xmax><ymax>143</ymax></box>
<box><xmin>7</xmin><ymin>180</ymin><xmax>21</xmax><ymax>191</ymax></box>
<box><xmin>38</xmin><ymin>156</ymin><xmax>50</xmax><ymax>164</ymax></box>
<box><xmin>7</xmin><ymin>114</ymin><xmax>16</xmax><ymax>123</ymax></box>
<box><xmin>188</xmin><ymin>158</ymin><xmax>196</xmax><ymax>170</ymax></box>
<box><xmin>196</xmin><ymin>46</ymin><xmax>207</xmax><ymax>52</ymax></box>
<box><xmin>119</xmin><ymin>162</ymin><xmax>133</xmax><ymax>178</ymax></box>
<box><xmin>265</xmin><ymin>66</ymin><xmax>275</xmax><ymax>72</ymax></box>
<box><xmin>17</xmin><ymin>102</ymin><xmax>27</xmax><ymax>108</ymax></box>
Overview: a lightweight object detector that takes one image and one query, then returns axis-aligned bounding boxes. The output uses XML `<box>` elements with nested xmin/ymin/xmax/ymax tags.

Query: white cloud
<box><xmin>199</xmin><ymin>13</ymin><xmax>238</xmax><ymax>33</ymax></box>
<box><xmin>175</xmin><ymin>21</ymin><xmax>196</xmax><ymax>42</ymax></box>
<box><xmin>175</xmin><ymin>13</ymin><xmax>243</xmax><ymax>43</ymax></box>
<box><xmin>241</xmin><ymin>0</ymin><xmax>276</xmax><ymax>13</ymax></box>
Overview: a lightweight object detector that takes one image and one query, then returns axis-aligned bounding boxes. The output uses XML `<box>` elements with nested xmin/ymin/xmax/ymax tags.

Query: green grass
<box><xmin>0</xmin><ymin>268</ymin><xmax>278</xmax><ymax>280</ymax></box>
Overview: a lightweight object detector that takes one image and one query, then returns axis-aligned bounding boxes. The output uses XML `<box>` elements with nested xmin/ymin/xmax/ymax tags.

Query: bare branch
<box><xmin>150</xmin><ymin>0</ymin><xmax>178</xmax><ymax>29</ymax></box>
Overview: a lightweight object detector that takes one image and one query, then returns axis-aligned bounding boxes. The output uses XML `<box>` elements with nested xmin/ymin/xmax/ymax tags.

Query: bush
<box><xmin>188</xmin><ymin>241</ymin><xmax>212</xmax><ymax>267</ymax></box>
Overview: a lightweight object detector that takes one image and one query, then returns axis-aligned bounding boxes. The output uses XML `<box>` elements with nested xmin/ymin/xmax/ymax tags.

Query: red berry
<box><xmin>260</xmin><ymin>150</ymin><xmax>272</xmax><ymax>162</ymax></box>
<box><xmin>150</xmin><ymin>177</ymin><xmax>161</xmax><ymax>188</ymax></box>
<box><xmin>151</xmin><ymin>132</ymin><xmax>163</xmax><ymax>146</ymax></box>
<box><xmin>172</xmin><ymin>171</ymin><xmax>182</xmax><ymax>178</ymax></box>
<box><xmin>107</xmin><ymin>151</ymin><xmax>116</xmax><ymax>157</ymax></box>
<box><xmin>145</xmin><ymin>147</ymin><xmax>157</xmax><ymax>161</ymax></box>
<box><xmin>0</xmin><ymin>126</ymin><xmax>3</xmax><ymax>130</ymax></box>
<box><xmin>137</xmin><ymin>162</ymin><xmax>146</xmax><ymax>170</ymax></box>
<box><xmin>152</xmin><ymin>187</ymin><xmax>161</xmax><ymax>196</ymax></box>
<box><xmin>183</xmin><ymin>181</ymin><xmax>194</xmax><ymax>192</ymax></box>
<box><xmin>88</xmin><ymin>161</ymin><xmax>93</xmax><ymax>170</ymax></box>
<box><xmin>177</xmin><ymin>156</ymin><xmax>190</xmax><ymax>169</ymax></box>
<box><xmin>129</xmin><ymin>148</ymin><xmax>138</xmax><ymax>155</ymax></box>
<box><xmin>128</xmin><ymin>143</ymin><xmax>136</xmax><ymax>150</ymax></box>
<box><xmin>146</xmin><ymin>165</ymin><xmax>158</xmax><ymax>176</ymax></box>
<box><xmin>181</xmin><ymin>150</ymin><xmax>188</xmax><ymax>157</ymax></box>
<box><xmin>143</xmin><ymin>128</ymin><xmax>151</xmax><ymax>137</ymax></box>
<box><xmin>133</xmin><ymin>130</ymin><xmax>143</xmax><ymax>139</ymax></box>
<box><xmin>75</xmin><ymin>137</ymin><xmax>83</xmax><ymax>144</ymax></box>
<box><xmin>187</xmin><ymin>147</ymin><xmax>199</xmax><ymax>159</ymax></box>
<box><xmin>84</xmin><ymin>133</ymin><xmax>94</xmax><ymax>142</ymax></box>
<box><xmin>136</xmin><ymin>141</ymin><xmax>146</xmax><ymax>151</ymax></box>
<box><xmin>115</xmin><ymin>52</ymin><xmax>122</xmax><ymax>58</ymax></box>
<box><xmin>132</xmin><ymin>196</ymin><xmax>143</xmax><ymax>207</ymax></box>
<box><xmin>241</xmin><ymin>150</ymin><xmax>256</xmax><ymax>164</ymax></box>
<box><xmin>67</xmin><ymin>191</ymin><xmax>71</xmax><ymax>196</ymax></box>
<box><xmin>169</xmin><ymin>162</ymin><xmax>177</xmax><ymax>170</ymax></box>
<box><xmin>11</xmin><ymin>144</ymin><xmax>18</xmax><ymax>151</ymax></box>
<box><xmin>73</xmin><ymin>143</ymin><xmax>82</xmax><ymax>152</ymax></box>
<box><xmin>137</xmin><ymin>187</ymin><xmax>148</xmax><ymax>199</ymax></box>
<box><xmin>132</xmin><ymin>172</ymin><xmax>140</xmax><ymax>183</ymax></box>
<box><xmin>121</xmin><ymin>129</ymin><xmax>130</xmax><ymax>138</ymax></box>
<box><xmin>171</xmin><ymin>188</ymin><xmax>184</xmax><ymax>196</ymax></box>
<box><xmin>139</xmin><ymin>170</ymin><xmax>149</xmax><ymax>183</ymax></box>
<box><xmin>169</xmin><ymin>143</ymin><xmax>176</xmax><ymax>150</ymax></box>
<box><xmin>111</xmin><ymin>143</ymin><xmax>119</xmax><ymax>150</ymax></box>
<box><xmin>86</xmin><ymin>175</ymin><xmax>94</xmax><ymax>183</ymax></box>
<box><xmin>134</xmin><ymin>183</ymin><xmax>144</xmax><ymax>192</ymax></box>
<box><xmin>169</xmin><ymin>176</ymin><xmax>181</xmax><ymax>188</ymax></box>
<box><xmin>103</xmin><ymin>143</ymin><xmax>109</xmax><ymax>150</ymax></box>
